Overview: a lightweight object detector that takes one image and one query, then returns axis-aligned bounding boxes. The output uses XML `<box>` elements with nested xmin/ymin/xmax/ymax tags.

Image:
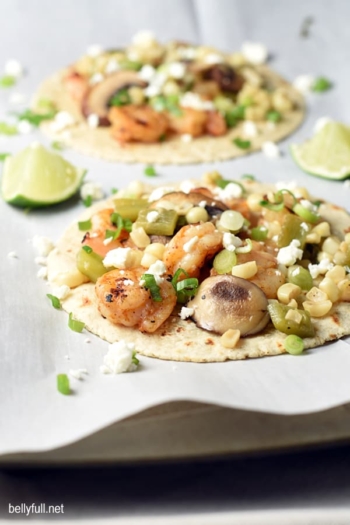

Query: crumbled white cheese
<box><xmin>7</xmin><ymin>251</ymin><xmax>18</xmax><ymax>259</ymax></box>
<box><xmin>100</xmin><ymin>340</ymin><xmax>138</xmax><ymax>374</ymax></box>
<box><xmin>144</xmin><ymin>259</ymin><xmax>167</xmax><ymax>284</ymax></box>
<box><xmin>204</xmin><ymin>53</ymin><xmax>223</xmax><ymax>65</ymax></box>
<box><xmin>218</xmin><ymin>182</ymin><xmax>243</xmax><ymax>200</ymax></box>
<box><xmin>138</xmin><ymin>64</ymin><xmax>156</xmax><ymax>82</ymax></box>
<box><xmin>300</xmin><ymin>222</ymin><xmax>309</xmax><ymax>231</ymax></box>
<box><xmin>275</xmin><ymin>180</ymin><xmax>303</xmax><ymax>198</ymax></box>
<box><xmin>80</xmin><ymin>182</ymin><xmax>104</xmax><ymax>201</ymax></box>
<box><xmin>87</xmin><ymin>113</ymin><xmax>99</xmax><ymax>128</ymax></box>
<box><xmin>34</xmin><ymin>256</ymin><xmax>47</xmax><ymax>265</ymax></box>
<box><xmin>180</xmin><ymin>180</ymin><xmax>196</xmax><ymax>194</ymax></box>
<box><xmin>344</xmin><ymin>179</ymin><xmax>350</xmax><ymax>188</ymax></box>
<box><xmin>198</xmin><ymin>200</ymin><xmax>207</xmax><ymax>208</ymax></box>
<box><xmin>69</xmin><ymin>368</ymin><xmax>88</xmax><ymax>380</ymax></box>
<box><xmin>241</xmin><ymin>42</ymin><xmax>268</xmax><ymax>65</ymax></box>
<box><xmin>179</xmin><ymin>306</ymin><xmax>195</xmax><ymax>320</ymax></box>
<box><xmin>132</xmin><ymin>30</ymin><xmax>156</xmax><ymax>47</ymax></box>
<box><xmin>223</xmin><ymin>232</ymin><xmax>242</xmax><ymax>252</ymax></box>
<box><xmin>183</xmin><ymin>235</ymin><xmax>199</xmax><ymax>253</ymax></box>
<box><xmin>180</xmin><ymin>92</ymin><xmax>214</xmax><ymax>111</ymax></box>
<box><xmin>4</xmin><ymin>59</ymin><xmax>23</xmax><ymax>78</ymax></box>
<box><xmin>277</xmin><ymin>240</ymin><xmax>303</xmax><ymax>266</ymax></box>
<box><xmin>105</xmin><ymin>59</ymin><xmax>120</xmax><ymax>74</ymax></box>
<box><xmin>9</xmin><ymin>92</ymin><xmax>26</xmax><ymax>105</ymax></box>
<box><xmin>37</xmin><ymin>267</ymin><xmax>48</xmax><ymax>279</ymax></box>
<box><xmin>146</xmin><ymin>210</ymin><xmax>159</xmax><ymax>223</ymax></box>
<box><xmin>178</xmin><ymin>46</ymin><xmax>196</xmax><ymax>60</ymax></box>
<box><xmin>144</xmin><ymin>84</ymin><xmax>161</xmax><ymax>98</ymax></box>
<box><xmin>84</xmin><ymin>338</ymin><xmax>91</xmax><ymax>344</ymax></box>
<box><xmin>103</xmin><ymin>236</ymin><xmax>114</xmax><ymax>246</ymax></box>
<box><xmin>309</xmin><ymin>259</ymin><xmax>334</xmax><ymax>279</ymax></box>
<box><xmin>313</xmin><ymin>117</ymin><xmax>332</xmax><ymax>134</ymax></box>
<box><xmin>181</xmin><ymin>133</ymin><xmax>193</xmax><ymax>143</ymax></box>
<box><xmin>89</xmin><ymin>72</ymin><xmax>104</xmax><ymax>85</ymax></box>
<box><xmin>123</xmin><ymin>279</ymin><xmax>134</xmax><ymax>286</ymax></box>
<box><xmin>168</xmin><ymin>62</ymin><xmax>186</xmax><ymax>79</ymax></box>
<box><xmin>242</xmin><ymin>120</ymin><xmax>258</xmax><ymax>138</ymax></box>
<box><xmin>52</xmin><ymin>285</ymin><xmax>70</xmax><ymax>300</ymax></box>
<box><xmin>148</xmin><ymin>186</ymin><xmax>175</xmax><ymax>202</ymax></box>
<box><xmin>300</xmin><ymin>199</ymin><xmax>317</xmax><ymax>212</ymax></box>
<box><xmin>17</xmin><ymin>119</ymin><xmax>33</xmax><ymax>134</ymax></box>
<box><xmin>50</xmin><ymin>111</ymin><xmax>76</xmax><ymax>133</ymax></box>
<box><xmin>293</xmin><ymin>75</ymin><xmax>315</xmax><ymax>94</ymax></box>
<box><xmin>86</xmin><ymin>44</ymin><xmax>104</xmax><ymax>57</ymax></box>
<box><xmin>262</xmin><ymin>141</ymin><xmax>280</xmax><ymax>158</ymax></box>
<box><xmin>103</xmin><ymin>247</ymin><xmax>132</xmax><ymax>269</ymax></box>
<box><xmin>32</xmin><ymin>235</ymin><xmax>54</xmax><ymax>256</ymax></box>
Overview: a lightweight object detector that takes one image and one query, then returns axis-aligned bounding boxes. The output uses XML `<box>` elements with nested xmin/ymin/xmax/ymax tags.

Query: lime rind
<box><xmin>290</xmin><ymin>144</ymin><xmax>350</xmax><ymax>181</ymax></box>
<box><xmin>1</xmin><ymin>143</ymin><xmax>86</xmax><ymax>207</ymax></box>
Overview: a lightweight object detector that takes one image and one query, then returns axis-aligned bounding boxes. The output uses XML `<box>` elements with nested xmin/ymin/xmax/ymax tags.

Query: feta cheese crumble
<box><xmin>180</xmin><ymin>92</ymin><xmax>214</xmax><ymax>111</ymax></box>
<box><xmin>89</xmin><ymin>72</ymin><xmax>104</xmax><ymax>85</ymax></box>
<box><xmin>52</xmin><ymin>285</ymin><xmax>70</xmax><ymax>300</ymax></box>
<box><xmin>7</xmin><ymin>251</ymin><xmax>18</xmax><ymax>259</ymax></box>
<box><xmin>86</xmin><ymin>44</ymin><xmax>104</xmax><ymax>57</ymax></box>
<box><xmin>17</xmin><ymin>120</ymin><xmax>33</xmax><ymax>135</ymax></box>
<box><xmin>308</xmin><ymin>259</ymin><xmax>334</xmax><ymax>279</ymax></box>
<box><xmin>168</xmin><ymin>61</ymin><xmax>186</xmax><ymax>79</ymax></box>
<box><xmin>242</xmin><ymin>120</ymin><xmax>258</xmax><ymax>138</ymax></box>
<box><xmin>277</xmin><ymin>240</ymin><xmax>303</xmax><ymax>266</ymax></box>
<box><xmin>262</xmin><ymin>141</ymin><xmax>280</xmax><ymax>158</ymax></box>
<box><xmin>179</xmin><ymin>306</ymin><xmax>195</xmax><ymax>320</ymax></box>
<box><xmin>204</xmin><ymin>53</ymin><xmax>223</xmax><ymax>65</ymax></box>
<box><xmin>241</xmin><ymin>42</ymin><xmax>268</xmax><ymax>65</ymax></box>
<box><xmin>4</xmin><ymin>59</ymin><xmax>24</xmax><ymax>78</ymax></box>
<box><xmin>223</xmin><ymin>232</ymin><xmax>242</xmax><ymax>252</ymax></box>
<box><xmin>50</xmin><ymin>111</ymin><xmax>76</xmax><ymax>133</ymax></box>
<box><xmin>142</xmin><ymin>260</ymin><xmax>167</xmax><ymax>284</ymax></box>
<box><xmin>9</xmin><ymin>92</ymin><xmax>26</xmax><ymax>105</ymax></box>
<box><xmin>100</xmin><ymin>340</ymin><xmax>138</xmax><ymax>374</ymax></box>
<box><xmin>32</xmin><ymin>235</ymin><xmax>55</xmax><ymax>256</ymax></box>
<box><xmin>34</xmin><ymin>256</ymin><xmax>47</xmax><ymax>265</ymax></box>
<box><xmin>69</xmin><ymin>368</ymin><xmax>88</xmax><ymax>380</ymax></box>
<box><xmin>138</xmin><ymin>64</ymin><xmax>156</xmax><ymax>82</ymax></box>
<box><xmin>218</xmin><ymin>182</ymin><xmax>243</xmax><ymax>200</ymax></box>
<box><xmin>180</xmin><ymin>179</ymin><xmax>196</xmax><ymax>193</ymax></box>
<box><xmin>132</xmin><ymin>30</ymin><xmax>156</xmax><ymax>47</ymax></box>
<box><xmin>37</xmin><ymin>267</ymin><xmax>48</xmax><ymax>279</ymax></box>
<box><xmin>80</xmin><ymin>182</ymin><xmax>104</xmax><ymax>201</ymax></box>
<box><xmin>146</xmin><ymin>211</ymin><xmax>159</xmax><ymax>223</ymax></box>
<box><xmin>181</xmin><ymin>133</ymin><xmax>193</xmax><ymax>143</ymax></box>
<box><xmin>148</xmin><ymin>186</ymin><xmax>175</xmax><ymax>202</ymax></box>
<box><xmin>293</xmin><ymin>75</ymin><xmax>315</xmax><ymax>94</ymax></box>
<box><xmin>87</xmin><ymin>113</ymin><xmax>99</xmax><ymax>128</ymax></box>
<box><xmin>314</xmin><ymin>117</ymin><xmax>332</xmax><ymax>134</ymax></box>
<box><xmin>103</xmin><ymin>247</ymin><xmax>132</xmax><ymax>269</ymax></box>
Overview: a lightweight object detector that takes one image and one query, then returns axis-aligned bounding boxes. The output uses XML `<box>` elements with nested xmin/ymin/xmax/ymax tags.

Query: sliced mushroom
<box><xmin>82</xmin><ymin>71</ymin><xmax>147</xmax><ymax>126</ymax></box>
<box><xmin>187</xmin><ymin>274</ymin><xmax>269</xmax><ymax>336</ymax></box>
<box><xmin>149</xmin><ymin>191</ymin><xmax>228</xmax><ymax>217</ymax></box>
<box><xmin>203</xmin><ymin>64</ymin><xmax>244</xmax><ymax>93</ymax></box>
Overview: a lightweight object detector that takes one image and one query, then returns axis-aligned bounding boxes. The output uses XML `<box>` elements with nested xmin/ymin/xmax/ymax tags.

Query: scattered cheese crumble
<box><xmin>293</xmin><ymin>75</ymin><xmax>315</xmax><ymax>94</ymax></box>
<box><xmin>179</xmin><ymin>306</ymin><xmax>195</xmax><ymax>320</ymax></box>
<box><xmin>37</xmin><ymin>267</ymin><xmax>48</xmax><ymax>279</ymax></box>
<box><xmin>180</xmin><ymin>92</ymin><xmax>214</xmax><ymax>111</ymax></box>
<box><xmin>17</xmin><ymin>120</ymin><xmax>33</xmax><ymax>135</ymax></box>
<box><xmin>32</xmin><ymin>235</ymin><xmax>55</xmax><ymax>257</ymax></box>
<box><xmin>100</xmin><ymin>340</ymin><xmax>138</xmax><ymax>374</ymax></box>
<box><xmin>80</xmin><ymin>182</ymin><xmax>104</xmax><ymax>201</ymax></box>
<box><xmin>148</xmin><ymin>186</ymin><xmax>175</xmax><ymax>202</ymax></box>
<box><xmin>50</xmin><ymin>111</ymin><xmax>76</xmax><ymax>133</ymax></box>
<box><xmin>241</xmin><ymin>42</ymin><xmax>268</xmax><ymax>65</ymax></box>
<box><xmin>314</xmin><ymin>117</ymin><xmax>332</xmax><ymax>134</ymax></box>
<box><xmin>277</xmin><ymin>240</ymin><xmax>303</xmax><ymax>266</ymax></box>
<box><xmin>52</xmin><ymin>285</ymin><xmax>70</xmax><ymax>300</ymax></box>
<box><xmin>87</xmin><ymin>113</ymin><xmax>99</xmax><ymax>128</ymax></box>
<box><xmin>103</xmin><ymin>247</ymin><xmax>132</xmax><ymax>269</ymax></box>
<box><xmin>69</xmin><ymin>368</ymin><xmax>88</xmax><ymax>380</ymax></box>
<box><xmin>146</xmin><ymin>210</ymin><xmax>159</xmax><ymax>223</ymax></box>
<box><xmin>7</xmin><ymin>251</ymin><xmax>18</xmax><ymax>259</ymax></box>
<box><xmin>4</xmin><ymin>59</ymin><xmax>24</xmax><ymax>78</ymax></box>
<box><xmin>181</xmin><ymin>133</ymin><xmax>193</xmax><ymax>143</ymax></box>
<box><xmin>143</xmin><ymin>260</ymin><xmax>167</xmax><ymax>284</ymax></box>
<box><xmin>262</xmin><ymin>141</ymin><xmax>280</xmax><ymax>158</ymax></box>
<box><xmin>242</xmin><ymin>120</ymin><xmax>258</xmax><ymax>138</ymax></box>
<box><xmin>223</xmin><ymin>232</ymin><xmax>242</xmax><ymax>252</ymax></box>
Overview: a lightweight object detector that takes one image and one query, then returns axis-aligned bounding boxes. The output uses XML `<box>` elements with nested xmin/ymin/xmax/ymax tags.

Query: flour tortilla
<box><xmin>33</xmin><ymin>65</ymin><xmax>305</xmax><ymax>165</ymax></box>
<box><xmin>47</xmin><ymin>181</ymin><xmax>350</xmax><ymax>362</ymax></box>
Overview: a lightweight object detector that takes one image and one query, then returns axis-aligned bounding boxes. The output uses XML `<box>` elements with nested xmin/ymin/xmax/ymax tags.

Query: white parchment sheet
<box><xmin>1</xmin><ymin>0</ymin><xmax>350</xmax><ymax>455</ymax></box>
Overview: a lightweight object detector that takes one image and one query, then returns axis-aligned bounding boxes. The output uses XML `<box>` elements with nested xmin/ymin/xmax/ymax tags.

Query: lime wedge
<box><xmin>1</xmin><ymin>142</ymin><xmax>86</xmax><ymax>207</ymax></box>
<box><xmin>291</xmin><ymin>121</ymin><xmax>350</xmax><ymax>180</ymax></box>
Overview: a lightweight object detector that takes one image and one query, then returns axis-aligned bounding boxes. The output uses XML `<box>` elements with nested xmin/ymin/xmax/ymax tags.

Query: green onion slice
<box><xmin>176</xmin><ymin>277</ymin><xmax>198</xmax><ymax>303</ymax></box>
<box><xmin>0</xmin><ymin>152</ymin><xmax>10</xmax><ymax>161</ymax></box>
<box><xmin>293</xmin><ymin>203</ymin><xmax>319</xmax><ymax>224</ymax></box>
<box><xmin>312</xmin><ymin>77</ymin><xmax>332</xmax><ymax>92</ymax></box>
<box><xmin>46</xmin><ymin>294</ymin><xmax>61</xmax><ymax>309</ymax></box>
<box><xmin>109</xmin><ymin>88</ymin><xmax>131</xmax><ymax>106</ymax></box>
<box><xmin>0</xmin><ymin>75</ymin><xmax>16</xmax><ymax>88</ymax></box>
<box><xmin>57</xmin><ymin>373</ymin><xmax>70</xmax><ymax>395</ymax></box>
<box><xmin>141</xmin><ymin>274</ymin><xmax>162</xmax><ymax>302</ymax></box>
<box><xmin>82</xmin><ymin>245</ymin><xmax>93</xmax><ymax>254</ymax></box>
<box><xmin>16</xmin><ymin>108</ymin><xmax>57</xmax><ymax>126</ymax></box>
<box><xmin>68</xmin><ymin>312</ymin><xmax>85</xmax><ymax>332</ymax></box>
<box><xmin>108</xmin><ymin>212</ymin><xmax>132</xmax><ymax>240</ymax></box>
<box><xmin>83</xmin><ymin>195</ymin><xmax>93</xmax><ymax>207</ymax></box>
<box><xmin>241</xmin><ymin>174</ymin><xmax>256</xmax><ymax>181</ymax></box>
<box><xmin>233</xmin><ymin>138</ymin><xmax>251</xmax><ymax>149</ymax></box>
<box><xmin>213</xmin><ymin>249</ymin><xmax>237</xmax><ymax>274</ymax></box>
<box><xmin>266</xmin><ymin>110</ymin><xmax>282</xmax><ymax>122</ymax></box>
<box><xmin>0</xmin><ymin>122</ymin><xmax>18</xmax><ymax>135</ymax></box>
<box><xmin>132</xmin><ymin>351</ymin><xmax>139</xmax><ymax>366</ymax></box>
<box><xmin>51</xmin><ymin>141</ymin><xmax>64</xmax><ymax>151</ymax></box>
<box><xmin>251</xmin><ymin>226</ymin><xmax>268</xmax><ymax>241</ymax></box>
<box><xmin>260</xmin><ymin>189</ymin><xmax>296</xmax><ymax>211</ymax></box>
<box><xmin>78</xmin><ymin>219</ymin><xmax>92</xmax><ymax>231</ymax></box>
<box><xmin>171</xmin><ymin>268</ymin><xmax>189</xmax><ymax>288</ymax></box>
<box><xmin>144</xmin><ymin>165</ymin><xmax>157</xmax><ymax>177</ymax></box>
<box><xmin>111</xmin><ymin>188</ymin><xmax>119</xmax><ymax>194</ymax></box>
<box><xmin>236</xmin><ymin>238</ymin><xmax>253</xmax><ymax>254</ymax></box>
<box><xmin>284</xmin><ymin>334</ymin><xmax>305</xmax><ymax>355</ymax></box>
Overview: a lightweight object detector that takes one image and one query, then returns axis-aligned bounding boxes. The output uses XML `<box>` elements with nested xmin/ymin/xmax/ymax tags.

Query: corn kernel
<box><xmin>141</xmin><ymin>252</ymin><xmax>158</xmax><ymax>268</ymax></box>
<box><xmin>271</xmin><ymin>88</ymin><xmax>294</xmax><ymax>112</ymax></box>
<box><xmin>231</xmin><ymin>261</ymin><xmax>257</xmax><ymax>279</ymax></box>
<box><xmin>312</xmin><ymin>222</ymin><xmax>331</xmax><ymax>238</ymax></box>
<box><xmin>322</xmin><ymin>236</ymin><xmax>341</xmax><ymax>255</ymax></box>
<box><xmin>333</xmin><ymin>250</ymin><xmax>348</xmax><ymax>265</ymax></box>
<box><xmin>285</xmin><ymin>308</ymin><xmax>302</xmax><ymax>324</ymax></box>
<box><xmin>127</xmin><ymin>249</ymin><xmax>143</xmax><ymax>268</ymax></box>
<box><xmin>326</xmin><ymin>265</ymin><xmax>346</xmax><ymax>283</ymax></box>
<box><xmin>303</xmin><ymin>300</ymin><xmax>332</xmax><ymax>317</ymax></box>
<box><xmin>145</xmin><ymin>242</ymin><xmax>166</xmax><ymax>259</ymax></box>
<box><xmin>319</xmin><ymin>277</ymin><xmax>340</xmax><ymax>303</ymax></box>
<box><xmin>220</xmin><ymin>329</ymin><xmax>241</xmax><ymax>349</ymax></box>
<box><xmin>202</xmin><ymin>170</ymin><xmax>222</xmax><ymax>186</ymax></box>
<box><xmin>50</xmin><ymin>269</ymin><xmax>89</xmax><ymax>288</ymax></box>
<box><xmin>306</xmin><ymin>287</ymin><xmax>328</xmax><ymax>303</ymax></box>
<box><xmin>126</xmin><ymin>180</ymin><xmax>144</xmax><ymax>198</ymax></box>
<box><xmin>128</xmin><ymin>86</ymin><xmax>145</xmax><ymax>105</ymax></box>
<box><xmin>247</xmin><ymin>193</ymin><xmax>264</xmax><ymax>212</ymax></box>
<box><xmin>338</xmin><ymin>279</ymin><xmax>350</xmax><ymax>301</ymax></box>
<box><xmin>305</xmin><ymin>232</ymin><xmax>321</xmax><ymax>244</ymax></box>
<box><xmin>287</xmin><ymin>298</ymin><xmax>298</xmax><ymax>309</ymax></box>
<box><xmin>277</xmin><ymin>283</ymin><xmax>301</xmax><ymax>304</ymax></box>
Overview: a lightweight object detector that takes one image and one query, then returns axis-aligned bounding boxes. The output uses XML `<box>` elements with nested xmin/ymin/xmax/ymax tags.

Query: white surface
<box><xmin>1</xmin><ymin>0</ymin><xmax>350</xmax><ymax>460</ymax></box>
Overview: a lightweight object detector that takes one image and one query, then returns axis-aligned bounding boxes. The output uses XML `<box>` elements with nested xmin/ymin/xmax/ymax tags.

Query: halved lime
<box><xmin>291</xmin><ymin>121</ymin><xmax>350</xmax><ymax>180</ymax></box>
<box><xmin>1</xmin><ymin>142</ymin><xmax>86</xmax><ymax>207</ymax></box>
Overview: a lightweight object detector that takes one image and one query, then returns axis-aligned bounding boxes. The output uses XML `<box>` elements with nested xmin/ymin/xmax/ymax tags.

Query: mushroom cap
<box><xmin>187</xmin><ymin>274</ymin><xmax>269</xmax><ymax>336</ymax></box>
<box><xmin>149</xmin><ymin>191</ymin><xmax>228</xmax><ymax>217</ymax></box>
<box><xmin>82</xmin><ymin>71</ymin><xmax>147</xmax><ymax>126</ymax></box>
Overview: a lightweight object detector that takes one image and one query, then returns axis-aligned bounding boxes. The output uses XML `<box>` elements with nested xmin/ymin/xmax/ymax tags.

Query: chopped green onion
<box><xmin>213</xmin><ymin>249</ymin><xmax>237</xmax><ymax>274</ymax></box>
<box><xmin>233</xmin><ymin>138</ymin><xmax>251</xmax><ymax>150</ymax></box>
<box><xmin>260</xmin><ymin>189</ymin><xmax>296</xmax><ymax>212</ymax></box>
<box><xmin>109</xmin><ymin>88</ymin><xmax>131</xmax><ymax>107</ymax></box>
<box><xmin>266</xmin><ymin>110</ymin><xmax>282</xmax><ymax>122</ymax></box>
<box><xmin>225</xmin><ymin>105</ymin><xmax>245</xmax><ymax>128</ymax></box>
<box><xmin>0</xmin><ymin>152</ymin><xmax>10</xmax><ymax>161</ymax></box>
<box><xmin>144</xmin><ymin>165</ymin><xmax>157</xmax><ymax>177</ymax></box>
<box><xmin>236</xmin><ymin>238</ymin><xmax>253</xmax><ymax>254</ymax></box>
<box><xmin>141</xmin><ymin>274</ymin><xmax>162</xmax><ymax>302</ymax></box>
<box><xmin>51</xmin><ymin>140</ymin><xmax>64</xmax><ymax>151</ymax></box>
<box><xmin>46</xmin><ymin>294</ymin><xmax>61</xmax><ymax>309</ymax></box>
<box><xmin>132</xmin><ymin>351</ymin><xmax>139</xmax><ymax>366</ymax></box>
<box><xmin>16</xmin><ymin>108</ymin><xmax>56</xmax><ymax>126</ymax></box>
<box><xmin>312</xmin><ymin>77</ymin><xmax>332</xmax><ymax>93</ymax></box>
<box><xmin>293</xmin><ymin>203</ymin><xmax>319</xmax><ymax>224</ymax></box>
<box><xmin>57</xmin><ymin>374</ymin><xmax>70</xmax><ymax>395</ymax></box>
<box><xmin>241</xmin><ymin>174</ymin><xmax>256</xmax><ymax>181</ymax></box>
<box><xmin>251</xmin><ymin>226</ymin><xmax>268</xmax><ymax>241</ymax></box>
<box><xmin>176</xmin><ymin>277</ymin><xmax>198</xmax><ymax>303</ymax></box>
<box><xmin>119</xmin><ymin>59</ymin><xmax>142</xmax><ymax>71</ymax></box>
<box><xmin>108</xmin><ymin>212</ymin><xmax>132</xmax><ymax>240</ymax></box>
<box><xmin>0</xmin><ymin>75</ymin><xmax>16</xmax><ymax>88</ymax></box>
<box><xmin>219</xmin><ymin>210</ymin><xmax>245</xmax><ymax>232</ymax></box>
<box><xmin>150</xmin><ymin>94</ymin><xmax>182</xmax><ymax>116</ymax></box>
<box><xmin>78</xmin><ymin>219</ymin><xmax>92</xmax><ymax>231</ymax></box>
<box><xmin>111</xmin><ymin>188</ymin><xmax>119</xmax><ymax>194</ymax></box>
<box><xmin>0</xmin><ymin>122</ymin><xmax>17</xmax><ymax>135</ymax></box>
<box><xmin>171</xmin><ymin>268</ymin><xmax>189</xmax><ymax>288</ymax></box>
<box><xmin>37</xmin><ymin>98</ymin><xmax>56</xmax><ymax>112</ymax></box>
<box><xmin>284</xmin><ymin>334</ymin><xmax>305</xmax><ymax>355</ymax></box>
<box><xmin>216</xmin><ymin>179</ymin><xmax>245</xmax><ymax>194</ymax></box>
<box><xmin>82</xmin><ymin>245</ymin><xmax>93</xmax><ymax>254</ymax></box>
<box><xmin>68</xmin><ymin>312</ymin><xmax>85</xmax><ymax>332</ymax></box>
<box><xmin>83</xmin><ymin>195</ymin><xmax>93</xmax><ymax>207</ymax></box>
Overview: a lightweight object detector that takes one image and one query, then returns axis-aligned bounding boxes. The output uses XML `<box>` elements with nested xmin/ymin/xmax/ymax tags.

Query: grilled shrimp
<box><xmin>95</xmin><ymin>268</ymin><xmax>177</xmax><ymax>333</ymax></box>
<box><xmin>63</xmin><ymin>71</ymin><xmax>89</xmax><ymax>103</ymax></box>
<box><xmin>149</xmin><ymin>190</ymin><xmax>227</xmax><ymax>217</ymax></box>
<box><xmin>168</xmin><ymin>107</ymin><xmax>207</xmax><ymax>137</ymax></box>
<box><xmin>109</xmin><ymin>105</ymin><xmax>168</xmax><ymax>143</ymax></box>
<box><xmin>205</xmin><ymin>111</ymin><xmax>227</xmax><ymax>136</ymax></box>
<box><xmin>237</xmin><ymin>247</ymin><xmax>285</xmax><ymax>299</ymax></box>
<box><xmin>163</xmin><ymin>222</ymin><xmax>223</xmax><ymax>278</ymax></box>
<box><xmin>82</xmin><ymin>208</ymin><xmax>133</xmax><ymax>257</ymax></box>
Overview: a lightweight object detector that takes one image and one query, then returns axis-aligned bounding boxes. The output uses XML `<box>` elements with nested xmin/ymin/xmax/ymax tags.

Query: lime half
<box><xmin>291</xmin><ymin>121</ymin><xmax>350</xmax><ymax>180</ymax></box>
<box><xmin>1</xmin><ymin>142</ymin><xmax>86</xmax><ymax>207</ymax></box>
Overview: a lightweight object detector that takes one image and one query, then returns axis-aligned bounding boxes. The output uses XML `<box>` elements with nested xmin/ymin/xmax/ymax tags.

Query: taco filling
<box><xmin>47</xmin><ymin>174</ymin><xmax>350</xmax><ymax>361</ymax></box>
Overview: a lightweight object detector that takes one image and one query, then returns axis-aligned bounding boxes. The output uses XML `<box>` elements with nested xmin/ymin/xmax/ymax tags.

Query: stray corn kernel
<box><xmin>303</xmin><ymin>300</ymin><xmax>332</xmax><ymax>317</ymax></box>
<box><xmin>202</xmin><ymin>170</ymin><xmax>222</xmax><ymax>185</ymax></box>
<box><xmin>285</xmin><ymin>309</ymin><xmax>303</xmax><ymax>324</ymax></box>
<box><xmin>130</xmin><ymin>226</ymin><xmax>150</xmax><ymax>248</ymax></box>
<box><xmin>287</xmin><ymin>298</ymin><xmax>299</xmax><ymax>309</ymax></box>
<box><xmin>141</xmin><ymin>252</ymin><xmax>159</xmax><ymax>268</ymax></box>
<box><xmin>312</xmin><ymin>221</ymin><xmax>331</xmax><ymax>238</ymax></box>
<box><xmin>326</xmin><ymin>265</ymin><xmax>346</xmax><ymax>284</ymax></box>
<box><xmin>220</xmin><ymin>329</ymin><xmax>241</xmax><ymax>349</ymax></box>
<box><xmin>145</xmin><ymin>242</ymin><xmax>166</xmax><ymax>259</ymax></box>
<box><xmin>231</xmin><ymin>260</ymin><xmax>257</xmax><ymax>279</ymax></box>
<box><xmin>306</xmin><ymin>287</ymin><xmax>329</xmax><ymax>303</ymax></box>
<box><xmin>319</xmin><ymin>277</ymin><xmax>340</xmax><ymax>303</ymax></box>
<box><xmin>277</xmin><ymin>283</ymin><xmax>302</xmax><ymax>304</ymax></box>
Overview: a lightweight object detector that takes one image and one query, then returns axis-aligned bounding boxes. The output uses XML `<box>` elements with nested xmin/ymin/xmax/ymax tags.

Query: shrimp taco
<box><xmin>33</xmin><ymin>33</ymin><xmax>304</xmax><ymax>164</ymax></box>
<box><xmin>47</xmin><ymin>174</ymin><xmax>350</xmax><ymax>362</ymax></box>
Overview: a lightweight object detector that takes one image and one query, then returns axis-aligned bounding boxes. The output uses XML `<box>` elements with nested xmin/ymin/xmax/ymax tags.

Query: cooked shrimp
<box><xmin>163</xmin><ymin>222</ymin><xmax>223</xmax><ymax>278</ymax></box>
<box><xmin>109</xmin><ymin>105</ymin><xmax>168</xmax><ymax>143</ymax></box>
<box><xmin>64</xmin><ymin>71</ymin><xmax>89</xmax><ymax>103</ymax></box>
<box><xmin>149</xmin><ymin>190</ymin><xmax>227</xmax><ymax>216</ymax></box>
<box><xmin>237</xmin><ymin>247</ymin><xmax>285</xmax><ymax>299</ymax></box>
<box><xmin>205</xmin><ymin>111</ymin><xmax>227</xmax><ymax>136</ymax></box>
<box><xmin>168</xmin><ymin>107</ymin><xmax>207</xmax><ymax>137</ymax></box>
<box><xmin>95</xmin><ymin>268</ymin><xmax>177</xmax><ymax>333</ymax></box>
<box><xmin>82</xmin><ymin>208</ymin><xmax>132</xmax><ymax>257</ymax></box>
